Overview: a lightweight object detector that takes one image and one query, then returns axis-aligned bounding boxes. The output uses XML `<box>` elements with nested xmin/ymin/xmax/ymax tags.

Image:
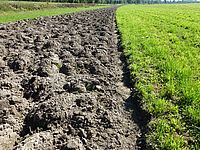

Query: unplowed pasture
<box><xmin>117</xmin><ymin>4</ymin><xmax>200</xmax><ymax>150</ymax></box>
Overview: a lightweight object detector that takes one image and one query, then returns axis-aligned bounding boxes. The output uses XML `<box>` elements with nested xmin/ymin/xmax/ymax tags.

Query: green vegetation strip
<box><xmin>117</xmin><ymin>4</ymin><xmax>200</xmax><ymax>150</ymax></box>
<box><xmin>0</xmin><ymin>1</ymin><xmax>109</xmax><ymax>23</ymax></box>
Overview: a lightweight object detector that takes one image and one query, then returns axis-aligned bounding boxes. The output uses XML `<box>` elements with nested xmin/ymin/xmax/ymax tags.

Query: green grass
<box><xmin>0</xmin><ymin>6</ymin><xmax>108</xmax><ymax>23</ymax></box>
<box><xmin>0</xmin><ymin>1</ymin><xmax>110</xmax><ymax>23</ymax></box>
<box><xmin>117</xmin><ymin>4</ymin><xmax>200</xmax><ymax>150</ymax></box>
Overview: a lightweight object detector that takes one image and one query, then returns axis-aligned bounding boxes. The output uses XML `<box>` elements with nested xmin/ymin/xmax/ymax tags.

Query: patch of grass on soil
<box><xmin>117</xmin><ymin>4</ymin><xmax>200</xmax><ymax>150</ymax></box>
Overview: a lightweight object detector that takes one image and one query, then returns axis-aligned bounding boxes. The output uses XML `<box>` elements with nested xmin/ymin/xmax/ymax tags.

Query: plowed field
<box><xmin>0</xmin><ymin>7</ymin><xmax>147</xmax><ymax>150</ymax></box>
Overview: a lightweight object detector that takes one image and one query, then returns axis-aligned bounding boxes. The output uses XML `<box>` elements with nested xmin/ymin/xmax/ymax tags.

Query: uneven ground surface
<box><xmin>0</xmin><ymin>7</ymin><xmax>145</xmax><ymax>149</ymax></box>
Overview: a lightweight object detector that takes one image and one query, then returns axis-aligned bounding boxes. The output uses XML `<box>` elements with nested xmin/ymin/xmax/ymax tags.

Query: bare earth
<box><xmin>0</xmin><ymin>7</ymin><xmax>147</xmax><ymax>150</ymax></box>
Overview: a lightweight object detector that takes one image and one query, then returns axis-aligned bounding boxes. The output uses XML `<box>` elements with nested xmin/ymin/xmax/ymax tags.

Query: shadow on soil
<box><xmin>117</xmin><ymin>30</ymin><xmax>152</xmax><ymax>150</ymax></box>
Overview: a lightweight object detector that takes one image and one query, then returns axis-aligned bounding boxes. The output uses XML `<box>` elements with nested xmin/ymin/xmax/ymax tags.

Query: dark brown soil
<box><xmin>0</xmin><ymin>7</ymin><xmax>148</xmax><ymax>150</ymax></box>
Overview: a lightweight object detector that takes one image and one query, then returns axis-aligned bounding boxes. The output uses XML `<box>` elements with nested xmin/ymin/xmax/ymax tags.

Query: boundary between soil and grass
<box><xmin>115</xmin><ymin>14</ymin><xmax>152</xmax><ymax>149</ymax></box>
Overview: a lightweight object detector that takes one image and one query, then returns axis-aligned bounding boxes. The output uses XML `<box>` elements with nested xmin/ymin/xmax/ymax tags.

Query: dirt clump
<box><xmin>0</xmin><ymin>7</ymin><xmax>142</xmax><ymax>149</ymax></box>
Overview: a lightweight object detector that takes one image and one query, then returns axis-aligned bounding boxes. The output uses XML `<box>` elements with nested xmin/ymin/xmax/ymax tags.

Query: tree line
<box><xmin>8</xmin><ymin>0</ymin><xmax>135</xmax><ymax>4</ymax></box>
<box><xmin>7</xmin><ymin>0</ymin><xmax>200</xmax><ymax>5</ymax></box>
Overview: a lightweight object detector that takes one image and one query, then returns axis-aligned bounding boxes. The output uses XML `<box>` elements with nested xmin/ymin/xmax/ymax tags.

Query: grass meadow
<box><xmin>0</xmin><ymin>1</ymin><xmax>108</xmax><ymax>23</ymax></box>
<box><xmin>117</xmin><ymin>4</ymin><xmax>200</xmax><ymax>150</ymax></box>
